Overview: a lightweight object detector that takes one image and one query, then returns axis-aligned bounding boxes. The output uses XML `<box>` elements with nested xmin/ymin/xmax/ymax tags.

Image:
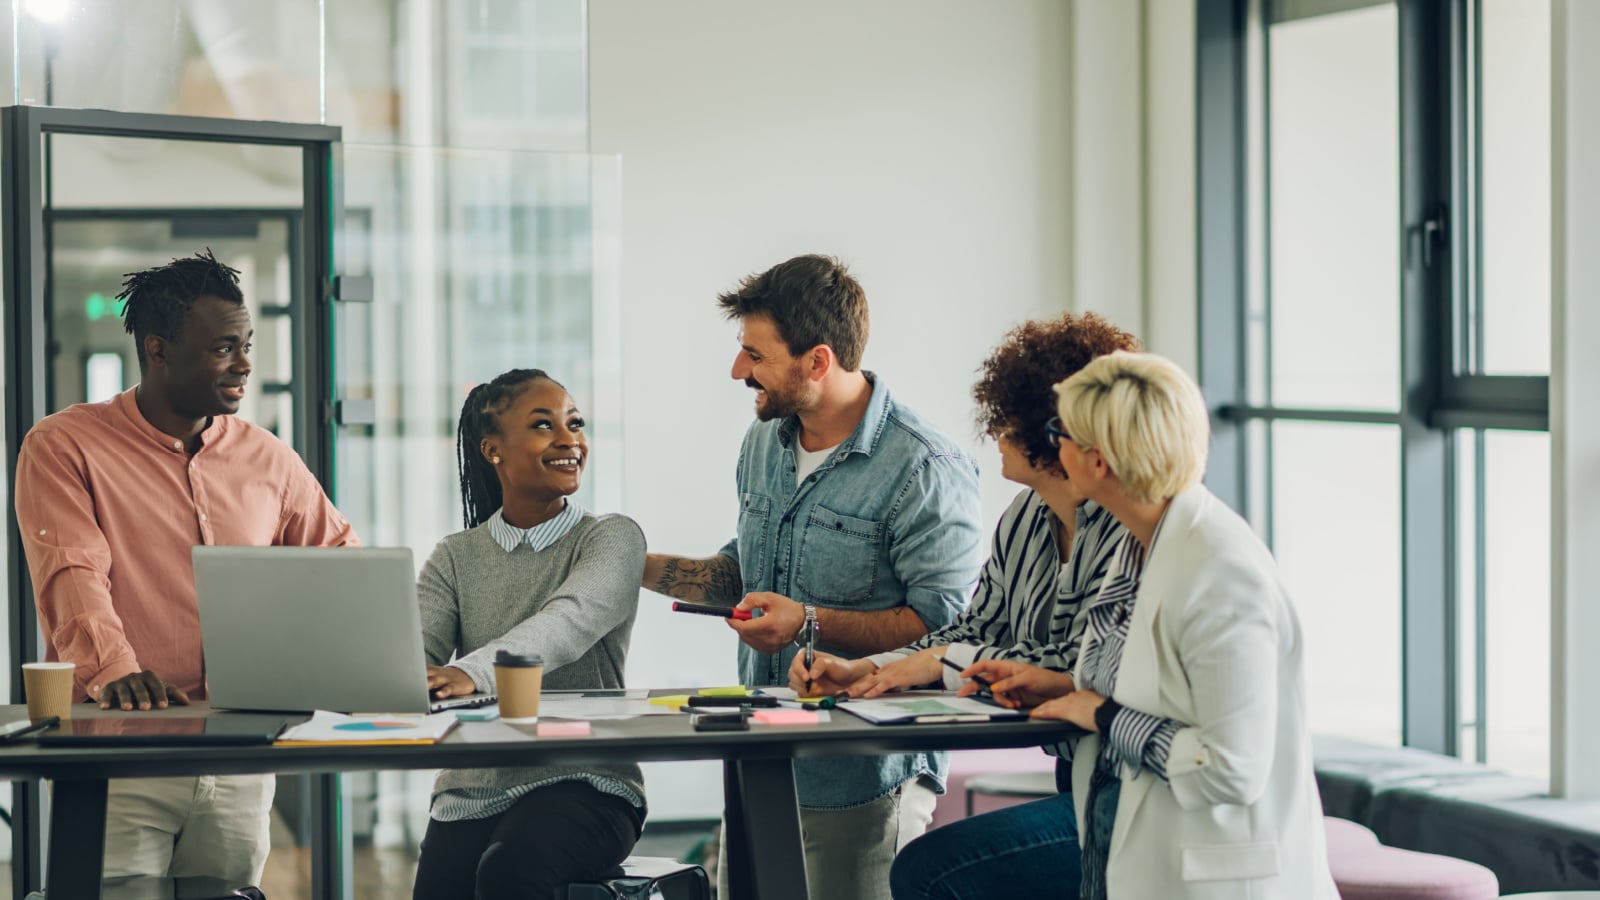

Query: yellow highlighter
<box><xmin>697</xmin><ymin>686</ymin><xmax>752</xmax><ymax>697</ymax></box>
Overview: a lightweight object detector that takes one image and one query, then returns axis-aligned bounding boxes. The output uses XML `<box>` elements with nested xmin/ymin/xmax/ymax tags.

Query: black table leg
<box><xmin>724</xmin><ymin>758</ymin><xmax>809</xmax><ymax>900</ymax></box>
<box><xmin>47</xmin><ymin>778</ymin><xmax>107</xmax><ymax>899</ymax></box>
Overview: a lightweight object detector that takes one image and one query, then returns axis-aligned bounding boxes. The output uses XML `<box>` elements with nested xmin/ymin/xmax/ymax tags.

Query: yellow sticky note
<box><xmin>698</xmin><ymin>685</ymin><xmax>751</xmax><ymax>697</ymax></box>
<box><xmin>649</xmin><ymin>694</ymin><xmax>692</xmax><ymax>708</ymax></box>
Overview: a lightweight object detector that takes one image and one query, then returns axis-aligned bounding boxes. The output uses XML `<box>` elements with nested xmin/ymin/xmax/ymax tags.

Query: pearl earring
<box><xmin>491</xmin><ymin>455</ymin><xmax>502</xmax><ymax>464</ymax></box>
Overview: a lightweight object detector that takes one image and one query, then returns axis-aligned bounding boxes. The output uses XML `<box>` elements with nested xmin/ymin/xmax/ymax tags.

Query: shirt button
<box><xmin>200</xmin><ymin>513</ymin><xmax>208</xmax><ymax>522</ymax></box>
<box><xmin>38</xmin><ymin>529</ymin><xmax>46</xmax><ymax>536</ymax></box>
<box><xmin>172</xmin><ymin>441</ymin><xmax>182</xmax><ymax>450</ymax></box>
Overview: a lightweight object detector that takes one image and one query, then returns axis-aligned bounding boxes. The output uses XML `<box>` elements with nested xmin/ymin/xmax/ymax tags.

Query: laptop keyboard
<box><xmin>430</xmin><ymin>693</ymin><xmax>497</xmax><ymax>713</ymax></box>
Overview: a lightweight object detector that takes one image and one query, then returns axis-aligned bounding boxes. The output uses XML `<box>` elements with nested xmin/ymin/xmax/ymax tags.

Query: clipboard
<box><xmin>836</xmin><ymin>691</ymin><xmax>1028</xmax><ymax>725</ymax></box>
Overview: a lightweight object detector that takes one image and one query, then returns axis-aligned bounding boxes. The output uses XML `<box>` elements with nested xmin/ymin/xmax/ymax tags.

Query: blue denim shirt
<box><xmin>718</xmin><ymin>373</ymin><xmax>984</xmax><ymax>808</ymax></box>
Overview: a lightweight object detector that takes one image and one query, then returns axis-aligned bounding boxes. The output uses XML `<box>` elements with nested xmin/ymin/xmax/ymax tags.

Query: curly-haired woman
<box><xmin>790</xmin><ymin>312</ymin><xmax>1139</xmax><ymax>900</ymax></box>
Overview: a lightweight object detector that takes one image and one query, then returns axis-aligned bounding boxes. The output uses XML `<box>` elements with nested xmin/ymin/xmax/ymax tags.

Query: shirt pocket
<box><xmin>1180</xmin><ymin>841</ymin><xmax>1281</xmax><ymax>882</ymax></box>
<box><xmin>795</xmin><ymin>505</ymin><xmax>884</xmax><ymax>605</ymax></box>
<box><xmin>736</xmin><ymin>493</ymin><xmax>772</xmax><ymax>590</ymax></box>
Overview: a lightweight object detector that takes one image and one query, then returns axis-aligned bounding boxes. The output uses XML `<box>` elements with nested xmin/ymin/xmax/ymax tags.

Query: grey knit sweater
<box><xmin>417</xmin><ymin>512</ymin><xmax>646</xmax><ymax>801</ymax></box>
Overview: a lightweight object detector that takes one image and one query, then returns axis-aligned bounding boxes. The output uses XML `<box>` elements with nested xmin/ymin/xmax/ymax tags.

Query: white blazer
<box><xmin>1071</xmin><ymin>485</ymin><xmax>1338</xmax><ymax>899</ymax></box>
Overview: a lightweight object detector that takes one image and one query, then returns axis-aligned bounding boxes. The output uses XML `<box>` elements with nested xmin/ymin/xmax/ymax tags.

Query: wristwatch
<box><xmin>1094</xmin><ymin>697</ymin><xmax>1123</xmax><ymax>734</ymax></box>
<box><xmin>794</xmin><ymin>604</ymin><xmax>818</xmax><ymax>645</ymax></box>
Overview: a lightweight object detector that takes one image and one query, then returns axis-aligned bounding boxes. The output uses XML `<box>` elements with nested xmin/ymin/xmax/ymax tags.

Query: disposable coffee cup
<box><xmin>22</xmin><ymin>662</ymin><xmax>75</xmax><ymax>722</ymax></box>
<box><xmin>494</xmin><ymin>650</ymin><xmax>544</xmax><ymax>724</ymax></box>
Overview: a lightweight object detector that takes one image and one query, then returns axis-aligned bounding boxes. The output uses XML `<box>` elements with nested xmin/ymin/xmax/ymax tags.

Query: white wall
<box><xmin>589</xmin><ymin>0</ymin><xmax>1074</xmax><ymax>818</ymax></box>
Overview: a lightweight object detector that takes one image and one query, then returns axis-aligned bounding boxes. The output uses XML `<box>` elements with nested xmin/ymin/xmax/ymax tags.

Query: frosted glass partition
<box><xmin>334</xmin><ymin>145</ymin><xmax>623</xmax><ymax>564</ymax></box>
<box><xmin>329</xmin><ymin>145</ymin><xmax>620</xmax><ymax>881</ymax></box>
<box><xmin>14</xmin><ymin>1</ymin><xmax>321</xmax><ymax>121</ymax></box>
<box><xmin>10</xmin><ymin>0</ymin><xmax>590</xmax><ymax>152</ymax></box>
<box><xmin>327</xmin><ymin>0</ymin><xmax>589</xmax><ymax>150</ymax></box>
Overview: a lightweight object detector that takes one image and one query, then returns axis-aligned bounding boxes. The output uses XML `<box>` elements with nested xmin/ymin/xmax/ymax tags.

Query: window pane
<box><xmin>1270</xmin><ymin>421</ymin><xmax>1402</xmax><ymax>745</ymax></box>
<box><xmin>18</xmin><ymin>1</ymin><xmax>321</xmax><ymax>123</ymax></box>
<box><xmin>1477</xmin><ymin>0</ymin><xmax>1551</xmax><ymax>375</ymax></box>
<box><xmin>1267</xmin><ymin>4</ymin><xmax>1399</xmax><ymax>410</ymax></box>
<box><xmin>1481</xmin><ymin>429</ymin><xmax>1550</xmax><ymax>781</ymax></box>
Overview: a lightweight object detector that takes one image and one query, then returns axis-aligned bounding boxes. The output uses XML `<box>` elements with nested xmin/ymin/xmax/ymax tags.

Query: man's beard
<box><xmin>748</xmin><ymin>370</ymin><xmax>808</xmax><ymax>422</ymax></box>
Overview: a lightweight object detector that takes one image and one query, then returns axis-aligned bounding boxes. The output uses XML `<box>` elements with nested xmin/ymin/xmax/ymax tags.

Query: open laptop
<box><xmin>193</xmin><ymin>546</ymin><xmax>495</xmax><ymax>714</ymax></box>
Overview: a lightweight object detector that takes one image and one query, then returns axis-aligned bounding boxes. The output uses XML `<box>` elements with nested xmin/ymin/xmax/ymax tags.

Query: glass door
<box><xmin>1</xmin><ymin>105</ymin><xmax>339</xmax><ymax>899</ymax></box>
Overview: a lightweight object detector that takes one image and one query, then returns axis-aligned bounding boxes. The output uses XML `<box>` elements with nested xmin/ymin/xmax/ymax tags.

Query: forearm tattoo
<box><xmin>654</xmin><ymin>556</ymin><xmax>742</xmax><ymax>605</ymax></box>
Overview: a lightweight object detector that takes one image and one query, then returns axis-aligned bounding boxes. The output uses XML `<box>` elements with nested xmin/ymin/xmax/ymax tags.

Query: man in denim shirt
<box><xmin>644</xmin><ymin>255</ymin><xmax>984</xmax><ymax>899</ymax></box>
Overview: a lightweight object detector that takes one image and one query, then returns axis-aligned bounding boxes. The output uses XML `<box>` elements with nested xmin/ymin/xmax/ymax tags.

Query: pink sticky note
<box><xmin>536</xmin><ymin>721</ymin><xmax>592</xmax><ymax>737</ymax></box>
<box><xmin>751</xmin><ymin>709</ymin><xmax>819</xmax><ymax>726</ymax></box>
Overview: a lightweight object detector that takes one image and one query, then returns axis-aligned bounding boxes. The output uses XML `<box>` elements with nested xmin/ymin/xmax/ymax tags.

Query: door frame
<box><xmin>0</xmin><ymin>106</ymin><xmax>345</xmax><ymax>899</ymax></box>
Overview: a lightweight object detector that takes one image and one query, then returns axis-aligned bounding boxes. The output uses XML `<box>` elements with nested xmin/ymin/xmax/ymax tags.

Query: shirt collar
<box><xmin>114</xmin><ymin>386</ymin><xmax>226</xmax><ymax>454</ymax></box>
<box><xmin>486</xmin><ymin>500</ymin><xmax>584</xmax><ymax>553</ymax></box>
<box><xmin>776</xmin><ymin>370</ymin><xmax>892</xmax><ymax>457</ymax></box>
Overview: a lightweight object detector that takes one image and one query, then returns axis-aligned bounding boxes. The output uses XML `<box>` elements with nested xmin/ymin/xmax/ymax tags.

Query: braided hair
<box><xmin>116</xmin><ymin>248</ymin><xmax>245</xmax><ymax>368</ymax></box>
<box><xmin>456</xmin><ymin>368</ymin><xmax>566</xmax><ymax>529</ymax></box>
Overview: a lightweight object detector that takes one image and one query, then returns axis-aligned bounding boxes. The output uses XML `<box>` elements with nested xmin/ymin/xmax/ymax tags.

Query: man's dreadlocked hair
<box><xmin>456</xmin><ymin>368</ymin><xmax>564</xmax><ymax>529</ymax></box>
<box><xmin>116</xmin><ymin>248</ymin><xmax>245</xmax><ymax>368</ymax></box>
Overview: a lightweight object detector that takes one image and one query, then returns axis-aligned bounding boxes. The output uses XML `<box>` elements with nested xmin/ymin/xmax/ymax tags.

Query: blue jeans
<box><xmin>889</xmin><ymin>765</ymin><xmax>1080</xmax><ymax>900</ymax></box>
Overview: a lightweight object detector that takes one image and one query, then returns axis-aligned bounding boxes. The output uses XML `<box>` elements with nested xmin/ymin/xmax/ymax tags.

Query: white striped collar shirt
<box><xmin>485</xmin><ymin>501</ymin><xmax>584</xmax><ymax>554</ymax></box>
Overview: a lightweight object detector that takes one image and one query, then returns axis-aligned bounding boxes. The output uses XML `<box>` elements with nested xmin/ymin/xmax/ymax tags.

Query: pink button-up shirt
<box><xmin>14</xmin><ymin>388</ymin><xmax>359</xmax><ymax>702</ymax></box>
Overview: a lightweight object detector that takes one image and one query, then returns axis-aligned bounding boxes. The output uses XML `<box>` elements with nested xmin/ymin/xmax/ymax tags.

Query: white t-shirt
<box><xmin>795</xmin><ymin>441</ymin><xmax>841</xmax><ymax>484</ymax></box>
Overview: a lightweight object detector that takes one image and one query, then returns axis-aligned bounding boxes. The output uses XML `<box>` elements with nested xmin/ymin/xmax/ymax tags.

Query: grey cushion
<box><xmin>1314</xmin><ymin>735</ymin><xmax>1600</xmax><ymax>894</ymax></box>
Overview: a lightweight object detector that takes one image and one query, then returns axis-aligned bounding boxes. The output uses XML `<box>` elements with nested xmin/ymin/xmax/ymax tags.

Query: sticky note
<box><xmin>536</xmin><ymin>721</ymin><xmax>592</xmax><ymax>737</ymax></box>
<box><xmin>698</xmin><ymin>686</ymin><xmax>751</xmax><ymax>697</ymax></box>
<box><xmin>752</xmin><ymin>709</ymin><xmax>819</xmax><ymax>726</ymax></box>
<box><xmin>649</xmin><ymin>694</ymin><xmax>692</xmax><ymax>708</ymax></box>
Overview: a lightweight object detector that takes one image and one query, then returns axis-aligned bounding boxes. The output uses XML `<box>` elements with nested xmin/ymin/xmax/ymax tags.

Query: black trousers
<box><xmin>412</xmin><ymin>780</ymin><xmax>646</xmax><ymax>900</ymax></box>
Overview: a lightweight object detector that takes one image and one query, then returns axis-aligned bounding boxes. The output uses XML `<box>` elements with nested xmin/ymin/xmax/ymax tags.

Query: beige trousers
<box><xmin>719</xmin><ymin>776</ymin><xmax>939</xmax><ymax>900</ymax></box>
<box><xmin>93</xmin><ymin>775</ymin><xmax>275</xmax><ymax>885</ymax></box>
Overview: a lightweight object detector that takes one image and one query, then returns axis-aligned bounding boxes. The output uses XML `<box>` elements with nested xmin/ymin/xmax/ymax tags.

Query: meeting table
<box><xmin>0</xmin><ymin>696</ymin><xmax>1075</xmax><ymax>900</ymax></box>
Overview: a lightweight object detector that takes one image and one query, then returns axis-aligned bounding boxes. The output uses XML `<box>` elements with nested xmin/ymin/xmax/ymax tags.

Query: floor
<box><xmin>0</xmin><ymin>819</ymin><xmax>716</xmax><ymax>899</ymax></box>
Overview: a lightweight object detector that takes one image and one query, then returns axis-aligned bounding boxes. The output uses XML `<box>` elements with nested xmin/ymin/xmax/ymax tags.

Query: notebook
<box><xmin>36</xmin><ymin>714</ymin><xmax>288</xmax><ymax>747</ymax></box>
<box><xmin>193</xmin><ymin>546</ymin><xmax>496</xmax><ymax>714</ymax></box>
<box><xmin>835</xmin><ymin>692</ymin><xmax>1028</xmax><ymax>725</ymax></box>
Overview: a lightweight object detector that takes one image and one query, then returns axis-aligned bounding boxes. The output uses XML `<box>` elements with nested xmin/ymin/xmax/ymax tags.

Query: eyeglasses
<box><xmin>1044</xmin><ymin>416</ymin><xmax>1070</xmax><ymax>449</ymax></box>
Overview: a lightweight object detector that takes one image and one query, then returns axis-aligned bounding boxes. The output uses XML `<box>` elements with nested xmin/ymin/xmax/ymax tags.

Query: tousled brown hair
<box><xmin>717</xmin><ymin>255</ymin><xmax>869</xmax><ymax>371</ymax></box>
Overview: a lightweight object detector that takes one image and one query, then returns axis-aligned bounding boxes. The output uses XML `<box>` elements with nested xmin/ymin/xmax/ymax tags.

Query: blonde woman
<box><xmin>968</xmin><ymin>351</ymin><xmax>1336</xmax><ymax>899</ymax></box>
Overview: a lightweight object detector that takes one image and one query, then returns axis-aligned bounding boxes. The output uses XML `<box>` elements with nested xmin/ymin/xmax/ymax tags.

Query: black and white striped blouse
<box><xmin>872</xmin><ymin>487</ymin><xmax>1124</xmax><ymax>684</ymax></box>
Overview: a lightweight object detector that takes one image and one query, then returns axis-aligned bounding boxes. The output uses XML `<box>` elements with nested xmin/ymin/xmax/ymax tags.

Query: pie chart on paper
<box><xmin>334</xmin><ymin>721</ymin><xmax>415</xmax><ymax>732</ymax></box>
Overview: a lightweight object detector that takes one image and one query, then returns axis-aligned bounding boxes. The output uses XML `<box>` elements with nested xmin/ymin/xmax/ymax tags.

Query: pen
<box><xmin>940</xmin><ymin>656</ymin><xmax>994</xmax><ymax>695</ymax></box>
<box><xmin>804</xmin><ymin>616</ymin><xmax>817</xmax><ymax>695</ymax></box>
<box><xmin>0</xmin><ymin>715</ymin><xmax>59</xmax><ymax>740</ymax></box>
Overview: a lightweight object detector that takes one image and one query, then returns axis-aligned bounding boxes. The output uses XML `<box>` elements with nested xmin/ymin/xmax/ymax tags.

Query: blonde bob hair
<box><xmin>1052</xmin><ymin>351</ymin><xmax>1210</xmax><ymax>503</ymax></box>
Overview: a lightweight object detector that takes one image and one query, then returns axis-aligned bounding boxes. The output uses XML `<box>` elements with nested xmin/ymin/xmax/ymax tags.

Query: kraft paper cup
<box><xmin>22</xmin><ymin>662</ymin><xmax>75</xmax><ymax>722</ymax></box>
<box><xmin>495</xmin><ymin>650</ymin><xmax>544</xmax><ymax>724</ymax></box>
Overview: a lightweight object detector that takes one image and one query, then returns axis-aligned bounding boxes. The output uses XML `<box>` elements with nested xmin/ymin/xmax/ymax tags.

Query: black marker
<box><xmin>0</xmin><ymin>716</ymin><xmax>58</xmax><ymax>741</ymax></box>
<box><xmin>940</xmin><ymin>657</ymin><xmax>994</xmax><ymax>696</ymax></box>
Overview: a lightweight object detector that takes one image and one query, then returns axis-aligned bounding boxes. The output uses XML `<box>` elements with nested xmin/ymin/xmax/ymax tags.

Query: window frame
<box><xmin>1196</xmin><ymin>0</ymin><xmax>1550</xmax><ymax>765</ymax></box>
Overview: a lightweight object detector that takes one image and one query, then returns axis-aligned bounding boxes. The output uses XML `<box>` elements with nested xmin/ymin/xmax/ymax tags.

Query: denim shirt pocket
<box><xmin>795</xmin><ymin>504</ymin><xmax>883</xmax><ymax>604</ymax></box>
<box><xmin>736</xmin><ymin>493</ymin><xmax>772</xmax><ymax>590</ymax></box>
